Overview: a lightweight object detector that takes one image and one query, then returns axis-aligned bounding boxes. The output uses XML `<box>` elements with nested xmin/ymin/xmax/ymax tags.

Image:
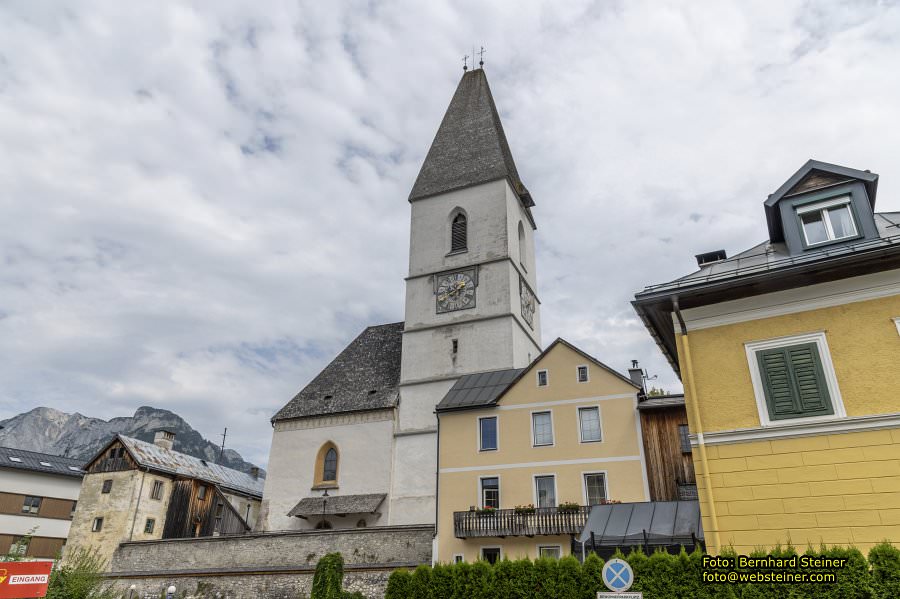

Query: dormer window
<box><xmin>797</xmin><ymin>196</ymin><xmax>857</xmax><ymax>247</ymax></box>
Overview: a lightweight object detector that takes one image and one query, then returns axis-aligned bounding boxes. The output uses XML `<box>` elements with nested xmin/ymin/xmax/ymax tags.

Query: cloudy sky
<box><xmin>2</xmin><ymin>1</ymin><xmax>899</xmax><ymax>466</ymax></box>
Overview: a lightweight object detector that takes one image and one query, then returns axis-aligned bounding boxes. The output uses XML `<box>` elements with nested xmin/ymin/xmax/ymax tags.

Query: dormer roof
<box><xmin>765</xmin><ymin>160</ymin><xmax>879</xmax><ymax>243</ymax></box>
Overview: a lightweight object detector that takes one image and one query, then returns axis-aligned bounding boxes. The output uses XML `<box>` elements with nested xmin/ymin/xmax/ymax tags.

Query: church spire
<box><xmin>408</xmin><ymin>69</ymin><xmax>534</xmax><ymax>210</ymax></box>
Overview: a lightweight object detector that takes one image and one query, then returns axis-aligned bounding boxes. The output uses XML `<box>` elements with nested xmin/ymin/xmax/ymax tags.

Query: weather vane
<box><xmin>463</xmin><ymin>54</ymin><xmax>468</xmax><ymax>72</ymax></box>
<box><xmin>478</xmin><ymin>46</ymin><xmax>485</xmax><ymax>68</ymax></box>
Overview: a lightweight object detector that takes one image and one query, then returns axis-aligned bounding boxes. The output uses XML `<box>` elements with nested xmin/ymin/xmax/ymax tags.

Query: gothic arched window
<box><xmin>451</xmin><ymin>213</ymin><xmax>467</xmax><ymax>252</ymax></box>
<box><xmin>314</xmin><ymin>443</ymin><xmax>339</xmax><ymax>487</ymax></box>
<box><xmin>323</xmin><ymin>448</ymin><xmax>337</xmax><ymax>482</ymax></box>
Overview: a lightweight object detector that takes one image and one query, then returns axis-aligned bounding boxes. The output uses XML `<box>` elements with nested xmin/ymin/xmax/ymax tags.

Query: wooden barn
<box><xmin>636</xmin><ymin>394</ymin><xmax>697</xmax><ymax>501</ymax></box>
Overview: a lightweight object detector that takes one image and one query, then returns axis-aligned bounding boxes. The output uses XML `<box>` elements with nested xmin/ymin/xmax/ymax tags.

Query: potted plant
<box><xmin>557</xmin><ymin>501</ymin><xmax>581</xmax><ymax>513</ymax></box>
<box><xmin>475</xmin><ymin>506</ymin><xmax>497</xmax><ymax>516</ymax></box>
<box><xmin>514</xmin><ymin>504</ymin><xmax>536</xmax><ymax>514</ymax></box>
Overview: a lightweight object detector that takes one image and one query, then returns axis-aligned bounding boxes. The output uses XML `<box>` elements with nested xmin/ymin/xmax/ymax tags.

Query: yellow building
<box><xmin>634</xmin><ymin>160</ymin><xmax>900</xmax><ymax>554</ymax></box>
<box><xmin>435</xmin><ymin>339</ymin><xmax>649</xmax><ymax>563</ymax></box>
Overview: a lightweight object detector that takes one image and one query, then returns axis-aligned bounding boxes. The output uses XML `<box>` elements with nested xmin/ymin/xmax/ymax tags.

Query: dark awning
<box><xmin>576</xmin><ymin>501</ymin><xmax>703</xmax><ymax>546</ymax></box>
<box><xmin>288</xmin><ymin>493</ymin><xmax>386</xmax><ymax>519</ymax></box>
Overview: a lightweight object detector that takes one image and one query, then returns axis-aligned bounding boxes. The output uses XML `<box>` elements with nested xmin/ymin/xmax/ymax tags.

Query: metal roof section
<box><xmin>273</xmin><ymin>322</ymin><xmax>404</xmax><ymax>422</ymax></box>
<box><xmin>576</xmin><ymin>500</ymin><xmax>703</xmax><ymax>547</ymax></box>
<box><xmin>117</xmin><ymin>435</ymin><xmax>264</xmax><ymax>498</ymax></box>
<box><xmin>636</xmin><ymin>394</ymin><xmax>686</xmax><ymax>411</ymax></box>
<box><xmin>638</xmin><ymin>212</ymin><xmax>900</xmax><ymax>297</ymax></box>
<box><xmin>0</xmin><ymin>445</ymin><xmax>85</xmax><ymax>478</ymax></box>
<box><xmin>287</xmin><ymin>493</ymin><xmax>386</xmax><ymax>519</ymax></box>
<box><xmin>408</xmin><ymin>69</ymin><xmax>535</xmax><ymax>221</ymax></box>
<box><xmin>435</xmin><ymin>368</ymin><xmax>524</xmax><ymax>412</ymax></box>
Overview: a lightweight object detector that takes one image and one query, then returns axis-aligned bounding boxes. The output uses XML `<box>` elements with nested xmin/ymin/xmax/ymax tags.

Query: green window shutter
<box><xmin>756</xmin><ymin>342</ymin><xmax>834</xmax><ymax>421</ymax></box>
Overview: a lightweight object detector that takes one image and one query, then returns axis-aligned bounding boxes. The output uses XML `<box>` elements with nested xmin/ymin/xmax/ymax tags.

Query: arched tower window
<box><xmin>314</xmin><ymin>442</ymin><xmax>339</xmax><ymax>487</ymax></box>
<box><xmin>518</xmin><ymin>221</ymin><xmax>526</xmax><ymax>268</ymax></box>
<box><xmin>451</xmin><ymin>213</ymin><xmax>467</xmax><ymax>252</ymax></box>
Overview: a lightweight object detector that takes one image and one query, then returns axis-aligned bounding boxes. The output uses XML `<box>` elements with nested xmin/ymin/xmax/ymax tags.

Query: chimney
<box><xmin>250</xmin><ymin>466</ymin><xmax>260</xmax><ymax>480</ymax></box>
<box><xmin>628</xmin><ymin>360</ymin><xmax>645</xmax><ymax>392</ymax></box>
<box><xmin>154</xmin><ymin>430</ymin><xmax>175</xmax><ymax>451</ymax></box>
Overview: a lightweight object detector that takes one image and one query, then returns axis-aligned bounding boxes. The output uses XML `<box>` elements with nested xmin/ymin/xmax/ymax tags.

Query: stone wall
<box><xmin>105</xmin><ymin>524</ymin><xmax>433</xmax><ymax>599</ymax></box>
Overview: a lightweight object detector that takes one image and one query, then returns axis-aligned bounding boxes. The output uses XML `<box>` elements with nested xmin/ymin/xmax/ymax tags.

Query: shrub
<box><xmin>45</xmin><ymin>547</ymin><xmax>118</xmax><ymax>599</ymax></box>
<box><xmin>385</xmin><ymin>542</ymin><xmax>900</xmax><ymax>599</ymax></box>
<box><xmin>870</xmin><ymin>542</ymin><xmax>900</xmax><ymax>599</ymax></box>
<box><xmin>310</xmin><ymin>553</ymin><xmax>345</xmax><ymax>599</ymax></box>
<box><xmin>384</xmin><ymin>568</ymin><xmax>411</xmax><ymax>599</ymax></box>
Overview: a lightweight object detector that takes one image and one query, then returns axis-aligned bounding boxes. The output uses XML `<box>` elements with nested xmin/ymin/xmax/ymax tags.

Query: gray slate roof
<box><xmin>0</xmin><ymin>445</ymin><xmax>84</xmax><ymax>478</ymax></box>
<box><xmin>639</xmin><ymin>211</ymin><xmax>900</xmax><ymax>295</ymax></box>
<box><xmin>576</xmin><ymin>500</ymin><xmax>703</xmax><ymax>546</ymax></box>
<box><xmin>409</xmin><ymin>69</ymin><xmax>534</xmax><ymax>210</ymax></box>
<box><xmin>436</xmin><ymin>368</ymin><xmax>524</xmax><ymax>412</ymax></box>
<box><xmin>287</xmin><ymin>493</ymin><xmax>386</xmax><ymax>518</ymax></box>
<box><xmin>273</xmin><ymin>322</ymin><xmax>404</xmax><ymax>422</ymax></box>
<box><xmin>117</xmin><ymin>435</ymin><xmax>264</xmax><ymax>498</ymax></box>
<box><xmin>636</xmin><ymin>394</ymin><xmax>686</xmax><ymax>411</ymax></box>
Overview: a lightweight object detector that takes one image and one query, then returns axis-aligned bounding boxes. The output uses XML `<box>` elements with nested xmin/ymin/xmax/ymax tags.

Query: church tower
<box><xmin>389</xmin><ymin>68</ymin><xmax>542</xmax><ymax>524</ymax></box>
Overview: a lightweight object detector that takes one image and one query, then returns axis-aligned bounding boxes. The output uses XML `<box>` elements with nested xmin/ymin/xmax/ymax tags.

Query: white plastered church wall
<box><xmin>261</xmin><ymin>411</ymin><xmax>394</xmax><ymax>531</ymax></box>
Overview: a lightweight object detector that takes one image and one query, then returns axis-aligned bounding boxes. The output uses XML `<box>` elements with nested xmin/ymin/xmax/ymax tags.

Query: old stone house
<box><xmin>65</xmin><ymin>431</ymin><xmax>263</xmax><ymax>565</ymax></box>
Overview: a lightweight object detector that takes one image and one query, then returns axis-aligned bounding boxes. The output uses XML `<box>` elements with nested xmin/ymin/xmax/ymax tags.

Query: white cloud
<box><xmin>1</xmin><ymin>1</ymin><xmax>899</xmax><ymax>465</ymax></box>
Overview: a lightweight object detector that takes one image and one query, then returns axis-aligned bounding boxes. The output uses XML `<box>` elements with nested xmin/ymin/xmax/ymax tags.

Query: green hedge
<box><xmin>386</xmin><ymin>543</ymin><xmax>900</xmax><ymax>599</ymax></box>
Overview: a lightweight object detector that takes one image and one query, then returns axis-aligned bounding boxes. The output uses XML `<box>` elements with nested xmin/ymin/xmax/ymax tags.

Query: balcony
<box><xmin>453</xmin><ymin>506</ymin><xmax>590</xmax><ymax>539</ymax></box>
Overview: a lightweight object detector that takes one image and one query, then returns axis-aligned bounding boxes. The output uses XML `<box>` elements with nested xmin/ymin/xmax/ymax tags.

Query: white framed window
<box><xmin>453</xmin><ymin>554</ymin><xmax>464</xmax><ymax>564</ymax></box>
<box><xmin>796</xmin><ymin>196</ymin><xmax>857</xmax><ymax>246</ymax></box>
<box><xmin>538</xmin><ymin>545</ymin><xmax>561</xmax><ymax>559</ymax></box>
<box><xmin>478</xmin><ymin>416</ymin><xmax>498</xmax><ymax>451</ymax></box>
<box><xmin>578</xmin><ymin>406</ymin><xmax>602</xmax><ymax>442</ymax></box>
<box><xmin>531</xmin><ymin>411</ymin><xmax>554</xmax><ymax>446</ymax></box>
<box><xmin>537</xmin><ymin>369</ymin><xmax>549</xmax><ymax>387</ymax></box>
<box><xmin>480</xmin><ymin>476</ymin><xmax>500</xmax><ymax>509</ymax></box>
<box><xmin>92</xmin><ymin>517</ymin><xmax>104</xmax><ymax>532</ymax></box>
<box><xmin>480</xmin><ymin>546</ymin><xmax>501</xmax><ymax>564</ymax></box>
<box><xmin>576</xmin><ymin>365</ymin><xmax>589</xmax><ymax>383</ymax></box>
<box><xmin>582</xmin><ymin>471</ymin><xmax>608</xmax><ymax>506</ymax></box>
<box><xmin>144</xmin><ymin>518</ymin><xmax>155</xmax><ymax>534</ymax></box>
<box><xmin>745</xmin><ymin>331</ymin><xmax>846</xmax><ymax>427</ymax></box>
<box><xmin>533</xmin><ymin>474</ymin><xmax>557</xmax><ymax>508</ymax></box>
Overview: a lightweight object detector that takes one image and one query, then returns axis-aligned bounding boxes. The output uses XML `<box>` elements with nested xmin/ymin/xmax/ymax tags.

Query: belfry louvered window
<box><xmin>756</xmin><ymin>342</ymin><xmax>834</xmax><ymax>420</ymax></box>
<box><xmin>451</xmin><ymin>213</ymin><xmax>467</xmax><ymax>252</ymax></box>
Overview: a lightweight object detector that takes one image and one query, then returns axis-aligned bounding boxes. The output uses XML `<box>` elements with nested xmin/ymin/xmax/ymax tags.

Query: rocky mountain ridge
<box><xmin>0</xmin><ymin>406</ymin><xmax>263</xmax><ymax>476</ymax></box>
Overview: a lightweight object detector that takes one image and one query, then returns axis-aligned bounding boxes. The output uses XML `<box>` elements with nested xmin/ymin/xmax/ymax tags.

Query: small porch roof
<box><xmin>576</xmin><ymin>501</ymin><xmax>703</xmax><ymax>546</ymax></box>
<box><xmin>288</xmin><ymin>493</ymin><xmax>386</xmax><ymax>519</ymax></box>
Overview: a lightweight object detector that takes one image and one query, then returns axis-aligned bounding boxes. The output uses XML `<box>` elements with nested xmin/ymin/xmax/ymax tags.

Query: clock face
<box><xmin>436</xmin><ymin>270</ymin><xmax>476</xmax><ymax>313</ymax></box>
<box><xmin>520</xmin><ymin>277</ymin><xmax>536</xmax><ymax>327</ymax></box>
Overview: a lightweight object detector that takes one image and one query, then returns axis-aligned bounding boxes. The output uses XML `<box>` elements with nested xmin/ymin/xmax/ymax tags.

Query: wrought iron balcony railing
<box><xmin>453</xmin><ymin>506</ymin><xmax>591</xmax><ymax>539</ymax></box>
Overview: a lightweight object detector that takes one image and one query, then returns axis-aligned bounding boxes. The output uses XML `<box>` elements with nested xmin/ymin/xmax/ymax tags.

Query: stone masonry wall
<box><xmin>106</xmin><ymin>524</ymin><xmax>433</xmax><ymax>599</ymax></box>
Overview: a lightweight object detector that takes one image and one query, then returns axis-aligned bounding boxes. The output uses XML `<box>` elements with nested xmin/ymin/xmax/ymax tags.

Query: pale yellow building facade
<box><xmin>435</xmin><ymin>339</ymin><xmax>649</xmax><ymax>563</ymax></box>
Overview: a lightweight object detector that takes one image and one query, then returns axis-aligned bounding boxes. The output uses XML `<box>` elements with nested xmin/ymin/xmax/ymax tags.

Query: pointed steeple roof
<box><xmin>409</xmin><ymin>69</ymin><xmax>534</xmax><ymax>211</ymax></box>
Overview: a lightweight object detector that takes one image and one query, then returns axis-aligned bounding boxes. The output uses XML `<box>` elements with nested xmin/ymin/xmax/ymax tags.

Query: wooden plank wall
<box><xmin>162</xmin><ymin>480</ymin><xmax>250</xmax><ymax>539</ymax></box>
<box><xmin>640</xmin><ymin>406</ymin><xmax>695</xmax><ymax>501</ymax></box>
